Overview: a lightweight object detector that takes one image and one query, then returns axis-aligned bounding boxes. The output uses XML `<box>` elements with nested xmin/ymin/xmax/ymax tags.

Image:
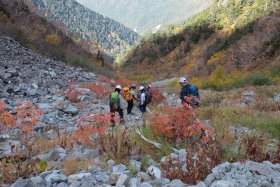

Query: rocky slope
<box><xmin>0</xmin><ymin>36</ymin><xmax>143</xmax><ymax>155</ymax></box>
<box><xmin>76</xmin><ymin>0</ymin><xmax>212</xmax><ymax>34</ymax></box>
<box><xmin>30</xmin><ymin>0</ymin><xmax>139</xmax><ymax>55</ymax></box>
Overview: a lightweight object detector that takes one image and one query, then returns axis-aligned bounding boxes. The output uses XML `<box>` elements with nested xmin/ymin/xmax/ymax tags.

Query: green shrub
<box><xmin>10</xmin><ymin>26</ymin><xmax>27</xmax><ymax>44</ymax></box>
<box><xmin>245</xmin><ymin>73</ymin><xmax>273</xmax><ymax>86</ymax></box>
<box><xmin>271</xmin><ymin>65</ymin><xmax>280</xmax><ymax>77</ymax></box>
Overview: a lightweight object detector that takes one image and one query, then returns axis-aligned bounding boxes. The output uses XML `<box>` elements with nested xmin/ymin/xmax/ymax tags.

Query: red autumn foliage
<box><xmin>76</xmin><ymin>112</ymin><xmax>111</xmax><ymax>143</ymax></box>
<box><xmin>161</xmin><ymin>141</ymin><xmax>221</xmax><ymax>184</ymax></box>
<box><xmin>81</xmin><ymin>82</ymin><xmax>111</xmax><ymax>100</ymax></box>
<box><xmin>66</xmin><ymin>86</ymin><xmax>82</xmax><ymax>103</ymax></box>
<box><xmin>99</xmin><ymin>75</ymin><xmax>113</xmax><ymax>84</ymax></box>
<box><xmin>150</xmin><ymin>88</ymin><xmax>166</xmax><ymax>105</ymax></box>
<box><xmin>149</xmin><ymin>98</ymin><xmax>212</xmax><ymax>144</ymax></box>
<box><xmin>0</xmin><ymin>100</ymin><xmax>43</xmax><ymax>133</ymax></box>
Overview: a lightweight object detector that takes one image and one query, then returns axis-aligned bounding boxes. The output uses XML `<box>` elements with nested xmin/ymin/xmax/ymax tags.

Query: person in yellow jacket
<box><xmin>123</xmin><ymin>84</ymin><xmax>138</xmax><ymax>114</ymax></box>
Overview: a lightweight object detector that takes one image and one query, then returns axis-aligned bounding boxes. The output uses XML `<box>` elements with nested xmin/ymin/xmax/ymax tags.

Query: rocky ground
<box><xmin>1</xmin><ymin>37</ymin><xmax>280</xmax><ymax>187</ymax></box>
<box><xmin>0</xmin><ymin>36</ymin><xmax>143</xmax><ymax>155</ymax></box>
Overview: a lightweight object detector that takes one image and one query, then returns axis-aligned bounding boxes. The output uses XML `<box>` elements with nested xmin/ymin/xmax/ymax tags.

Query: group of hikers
<box><xmin>109</xmin><ymin>84</ymin><xmax>153</xmax><ymax>126</ymax></box>
<box><xmin>109</xmin><ymin>77</ymin><xmax>200</xmax><ymax>126</ymax></box>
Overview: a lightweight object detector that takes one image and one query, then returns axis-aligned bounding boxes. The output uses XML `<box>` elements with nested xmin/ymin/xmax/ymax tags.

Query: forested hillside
<box><xmin>121</xmin><ymin>0</ymin><xmax>280</xmax><ymax>90</ymax></box>
<box><xmin>30</xmin><ymin>0</ymin><xmax>139</xmax><ymax>55</ymax></box>
<box><xmin>0</xmin><ymin>0</ymin><xmax>112</xmax><ymax>75</ymax></box>
<box><xmin>76</xmin><ymin>0</ymin><xmax>212</xmax><ymax>34</ymax></box>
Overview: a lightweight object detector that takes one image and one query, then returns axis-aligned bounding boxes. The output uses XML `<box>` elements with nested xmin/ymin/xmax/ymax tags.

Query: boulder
<box><xmin>146</xmin><ymin>166</ymin><xmax>161</xmax><ymax>179</ymax></box>
<box><xmin>63</xmin><ymin>104</ymin><xmax>79</xmax><ymax>115</ymax></box>
<box><xmin>68</xmin><ymin>173</ymin><xmax>92</xmax><ymax>183</ymax></box>
<box><xmin>163</xmin><ymin>179</ymin><xmax>186</xmax><ymax>187</ymax></box>
<box><xmin>30</xmin><ymin>176</ymin><xmax>46</xmax><ymax>187</ymax></box>
<box><xmin>113</xmin><ymin>164</ymin><xmax>127</xmax><ymax>173</ymax></box>
<box><xmin>130</xmin><ymin>160</ymin><xmax>142</xmax><ymax>172</ymax></box>
<box><xmin>210</xmin><ymin>180</ymin><xmax>235</xmax><ymax>187</ymax></box>
<box><xmin>110</xmin><ymin>172</ymin><xmax>123</xmax><ymax>185</ymax></box>
<box><xmin>245</xmin><ymin>161</ymin><xmax>270</xmax><ymax>176</ymax></box>
<box><xmin>129</xmin><ymin>178</ymin><xmax>140</xmax><ymax>187</ymax></box>
<box><xmin>141</xmin><ymin>182</ymin><xmax>153</xmax><ymax>187</ymax></box>
<box><xmin>116</xmin><ymin>174</ymin><xmax>129</xmax><ymax>186</ymax></box>
<box><xmin>45</xmin><ymin>172</ymin><xmax>67</xmax><ymax>183</ymax></box>
<box><xmin>11</xmin><ymin>178</ymin><xmax>35</xmax><ymax>187</ymax></box>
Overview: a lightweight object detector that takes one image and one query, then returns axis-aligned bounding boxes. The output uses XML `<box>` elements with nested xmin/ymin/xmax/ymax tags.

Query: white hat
<box><xmin>139</xmin><ymin>86</ymin><xmax>145</xmax><ymax>90</ymax></box>
<box><xmin>115</xmin><ymin>85</ymin><xmax>122</xmax><ymax>89</ymax></box>
<box><xmin>178</xmin><ymin>77</ymin><xmax>187</xmax><ymax>83</ymax></box>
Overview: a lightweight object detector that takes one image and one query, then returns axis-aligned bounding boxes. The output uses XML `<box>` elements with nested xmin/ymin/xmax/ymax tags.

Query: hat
<box><xmin>147</xmin><ymin>84</ymin><xmax>152</xmax><ymax>88</ymax></box>
<box><xmin>132</xmin><ymin>84</ymin><xmax>137</xmax><ymax>88</ymax></box>
<box><xmin>139</xmin><ymin>86</ymin><xmax>145</xmax><ymax>90</ymax></box>
<box><xmin>178</xmin><ymin>77</ymin><xmax>187</xmax><ymax>83</ymax></box>
<box><xmin>115</xmin><ymin>85</ymin><xmax>122</xmax><ymax>89</ymax></box>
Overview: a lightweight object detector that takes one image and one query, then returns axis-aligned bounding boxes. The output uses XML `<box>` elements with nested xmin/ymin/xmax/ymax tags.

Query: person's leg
<box><xmin>127</xmin><ymin>100</ymin><xmax>133</xmax><ymax>114</ymax></box>
<box><xmin>110</xmin><ymin>105</ymin><xmax>116</xmax><ymax>126</ymax></box>
<box><xmin>118</xmin><ymin>108</ymin><xmax>124</xmax><ymax>123</ymax></box>
<box><xmin>143</xmin><ymin>103</ymin><xmax>147</xmax><ymax>113</ymax></box>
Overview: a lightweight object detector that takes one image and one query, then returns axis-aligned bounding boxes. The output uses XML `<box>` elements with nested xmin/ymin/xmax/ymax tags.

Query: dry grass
<box><xmin>63</xmin><ymin>158</ymin><xmax>97</xmax><ymax>176</ymax></box>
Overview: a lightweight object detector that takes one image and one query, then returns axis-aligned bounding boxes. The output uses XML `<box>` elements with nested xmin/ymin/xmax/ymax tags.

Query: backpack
<box><xmin>110</xmin><ymin>92</ymin><xmax>120</xmax><ymax>108</ymax></box>
<box><xmin>188</xmin><ymin>85</ymin><xmax>200</xmax><ymax>107</ymax></box>
<box><xmin>145</xmin><ymin>90</ymin><xmax>152</xmax><ymax>104</ymax></box>
<box><xmin>123</xmin><ymin>87</ymin><xmax>131</xmax><ymax>101</ymax></box>
<box><xmin>137</xmin><ymin>90</ymin><xmax>142</xmax><ymax>99</ymax></box>
<box><xmin>189</xmin><ymin>85</ymin><xmax>200</xmax><ymax>99</ymax></box>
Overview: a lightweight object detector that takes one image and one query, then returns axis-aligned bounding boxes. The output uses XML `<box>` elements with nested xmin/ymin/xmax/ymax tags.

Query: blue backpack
<box><xmin>189</xmin><ymin>85</ymin><xmax>200</xmax><ymax>99</ymax></box>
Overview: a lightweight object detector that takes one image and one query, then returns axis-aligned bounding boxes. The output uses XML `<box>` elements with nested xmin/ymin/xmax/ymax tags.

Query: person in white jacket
<box><xmin>138</xmin><ymin>86</ymin><xmax>146</xmax><ymax>113</ymax></box>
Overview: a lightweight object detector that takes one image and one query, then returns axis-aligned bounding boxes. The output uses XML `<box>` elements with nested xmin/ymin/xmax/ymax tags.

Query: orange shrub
<box><xmin>151</xmin><ymin>88</ymin><xmax>166</xmax><ymax>105</ymax></box>
<box><xmin>81</xmin><ymin>82</ymin><xmax>111</xmax><ymax>100</ymax></box>
<box><xmin>76</xmin><ymin>112</ymin><xmax>111</xmax><ymax>143</ymax></box>
<box><xmin>148</xmin><ymin>99</ymin><xmax>212</xmax><ymax>144</ymax></box>
<box><xmin>0</xmin><ymin>100</ymin><xmax>43</xmax><ymax>132</ymax></box>
<box><xmin>45</xmin><ymin>34</ymin><xmax>61</xmax><ymax>45</ymax></box>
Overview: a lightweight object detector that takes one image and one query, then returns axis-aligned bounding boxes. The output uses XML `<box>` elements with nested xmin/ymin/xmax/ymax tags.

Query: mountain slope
<box><xmin>0</xmin><ymin>0</ymin><xmax>113</xmax><ymax>75</ymax></box>
<box><xmin>76</xmin><ymin>0</ymin><xmax>212</xmax><ymax>34</ymax></box>
<box><xmin>30</xmin><ymin>0</ymin><xmax>139</xmax><ymax>55</ymax></box>
<box><xmin>120</xmin><ymin>0</ymin><xmax>280</xmax><ymax>89</ymax></box>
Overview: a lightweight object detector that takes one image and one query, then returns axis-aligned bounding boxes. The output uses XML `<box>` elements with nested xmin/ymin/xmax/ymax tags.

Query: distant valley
<box><xmin>76</xmin><ymin>0</ymin><xmax>212</xmax><ymax>34</ymax></box>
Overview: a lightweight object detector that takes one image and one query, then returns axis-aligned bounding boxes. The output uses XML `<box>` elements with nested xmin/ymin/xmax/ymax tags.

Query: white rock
<box><xmin>146</xmin><ymin>166</ymin><xmax>161</xmax><ymax>179</ymax></box>
<box><xmin>163</xmin><ymin>179</ymin><xmax>185</xmax><ymax>187</ymax></box>
<box><xmin>116</xmin><ymin>174</ymin><xmax>129</xmax><ymax>186</ymax></box>
<box><xmin>68</xmin><ymin>173</ymin><xmax>92</xmax><ymax>183</ymax></box>
<box><xmin>245</xmin><ymin>161</ymin><xmax>270</xmax><ymax>176</ymax></box>
<box><xmin>210</xmin><ymin>180</ymin><xmax>235</xmax><ymax>187</ymax></box>
<box><xmin>45</xmin><ymin>172</ymin><xmax>67</xmax><ymax>183</ymax></box>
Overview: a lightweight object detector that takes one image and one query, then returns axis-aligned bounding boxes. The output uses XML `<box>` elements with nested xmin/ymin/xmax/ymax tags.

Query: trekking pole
<box><xmin>146</xmin><ymin>107</ymin><xmax>153</xmax><ymax>114</ymax></box>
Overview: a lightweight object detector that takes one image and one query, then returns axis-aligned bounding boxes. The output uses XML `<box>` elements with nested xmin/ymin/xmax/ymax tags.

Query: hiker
<box><xmin>123</xmin><ymin>84</ymin><xmax>138</xmax><ymax>114</ymax></box>
<box><xmin>138</xmin><ymin>86</ymin><xmax>147</xmax><ymax>113</ymax></box>
<box><xmin>109</xmin><ymin>85</ymin><xmax>124</xmax><ymax>126</ymax></box>
<box><xmin>179</xmin><ymin>77</ymin><xmax>200</xmax><ymax>107</ymax></box>
<box><xmin>145</xmin><ymin>85</ymin><xmax>153</xmax><ymax>105</ymax></box>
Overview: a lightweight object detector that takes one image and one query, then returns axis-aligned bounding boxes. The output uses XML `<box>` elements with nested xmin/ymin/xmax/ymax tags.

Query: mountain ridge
<box><xmin>30</xmin><ymin>0</ymin><xmax>139</xmax><ymax>56</ymax></box>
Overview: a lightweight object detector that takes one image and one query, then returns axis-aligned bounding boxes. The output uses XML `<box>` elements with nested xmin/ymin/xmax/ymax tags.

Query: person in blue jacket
<box><xmin>179</xmin><ymin>77</ymin><xmax>200</xmax><ymax>107</ymax></box>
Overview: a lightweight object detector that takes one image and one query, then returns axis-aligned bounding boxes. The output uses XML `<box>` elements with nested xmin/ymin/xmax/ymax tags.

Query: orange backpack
<box><xmin>123</xmin><ymin>87</ymin><xmax>131</xmax><ymax>101</ymax></box>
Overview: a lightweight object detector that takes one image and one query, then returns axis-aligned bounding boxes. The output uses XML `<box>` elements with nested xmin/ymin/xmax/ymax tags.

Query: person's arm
<box><xmin>180</xmin><ymin>87</ymin><xmax>188</xmax><ymax>101</ymax></box>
